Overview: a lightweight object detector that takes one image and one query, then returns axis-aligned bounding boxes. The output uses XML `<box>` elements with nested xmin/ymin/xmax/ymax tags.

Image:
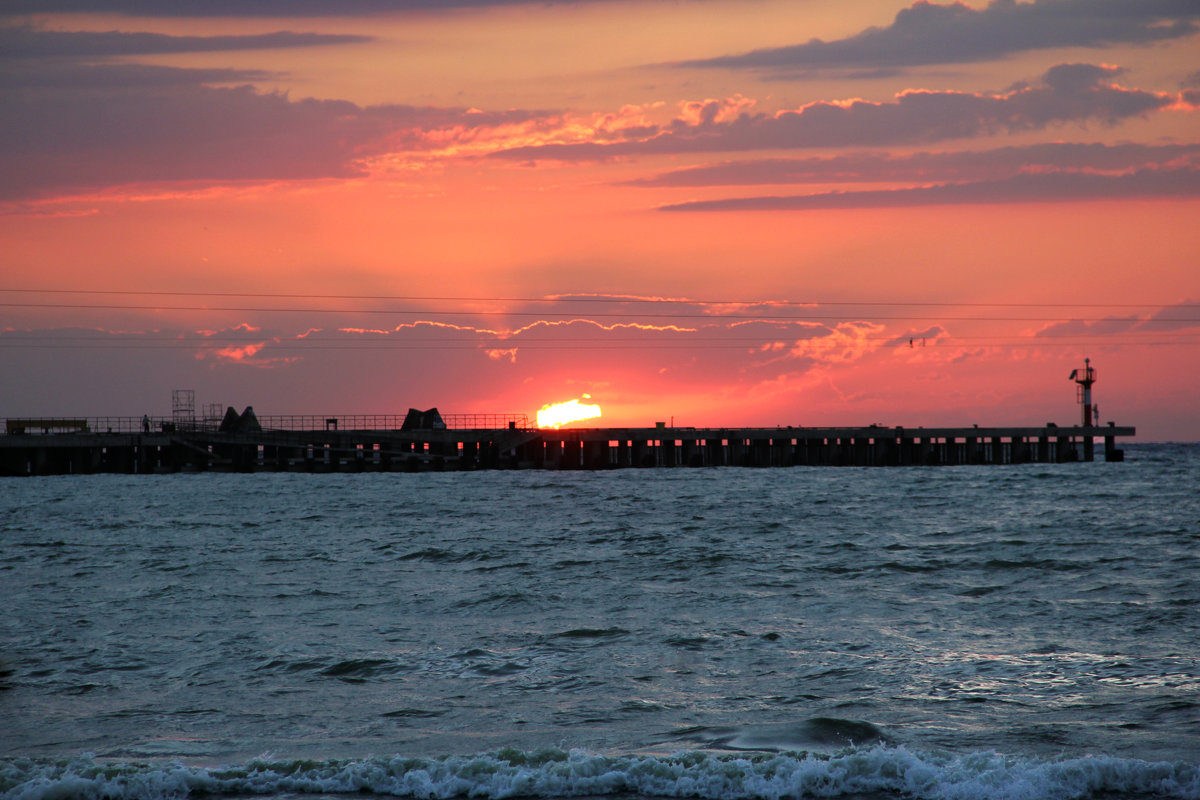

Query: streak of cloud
<box><xmin>626</xmin><ymin>143</ymin><xmax>1200</xmax><ymax>188</ymax></box>
<box><xmin>0</xmin><ymin>26</ymin><xmax>369</xmax><ymax>59</ymax></box>
<box><xmin>1</xmin><ymin>62</ymin><xmax>276</xmax><ymax>89</ymax></box>
<box><xmin>657</xmin><ymin>165</ymin><xmax>1200</xmax><ymax>211</ymax></box>
<box><xmin>678</xmin><ymin>0</ymin><xmax>1200</xmax><ymax>76</ymax></box>
<box><xmin>1034</xmin><ymin>301</ymin><xmax>1200</xmax><ymax>338</ymax></box>
<box><xmin>491</xmin><ymin>65</ymin><xmax>1177</xmax><ymax>161</ymax></box>
<box><xmin>0</xmin><ymin>0</ymin><xmax>614</xmax><ymax>15</ymax></box>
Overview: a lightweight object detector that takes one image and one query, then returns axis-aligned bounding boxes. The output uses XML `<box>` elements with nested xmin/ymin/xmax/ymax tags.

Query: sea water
<box><xmin>2</xmin><ymin>443</ymin><xmax>1197</xmax><ymax>799</ymax></box>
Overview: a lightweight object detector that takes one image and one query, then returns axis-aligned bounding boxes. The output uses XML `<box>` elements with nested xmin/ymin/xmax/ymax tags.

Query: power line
<box><xmin>3</xmin><ymin>302</ymin><xmax>1198</xmax><ymax>324</ymax></box>
<box><xmin>2</xmin><ymin>340</ymin><xmax>1196</xmax><ymax>351</ymax></box>
<box><xmin>2</xmin><ymin>332</ymin><xmax>1195</xmax><ymax>344</ymax></box>
<box><xmin>0</xmin><ymin>288</ymin><xmax>1194</xmax><ymax>310</ymax></box>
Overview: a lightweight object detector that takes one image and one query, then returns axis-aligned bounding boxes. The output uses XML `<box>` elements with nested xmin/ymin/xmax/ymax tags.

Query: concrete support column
<box><xmin>876</xmin><ymin>437</ymin><xmax>894</xmax><ymax>466</ymax></box>
<box><xmin>1056</xmin><ymin>434</ymin><xmax>1072</xmax><ymax>462</ymax></box>
<box><xmin>1104</xmin><ymin>434</ymin><xmax>1124</xmax><ymax>462</ymax></box>
<box><xmin>0</xmin><ymin>447</ymin><xmax>31</xmax><ymax>476</ymax></box>
<box><xmin>137</xmin><ymin>444</ymin><xmax>158</xmax><ymax>473</ymax></box>
<box><xmin>519</xmin><ymin>440</ymin><xmax>539</xmax><ymax>468</ymax></box>
<box><xmin>232</xmin><ymin>444</ymin><xmax>256</xmax><ymax>473</ymax></box>
<box><xmin>481</xmin><ymin>441</ymin><xmax>500</xmax><ymax>469</ymax></box>
<box><xmin>583</xmin><ymin>440</ymin><xmax>607</xmax><ymax>468</ymax></box>
<box><xmin>562</xmin><ymin>440</ymin><xmax>582</xmax><ymax>468</ymax></box>
<box><xmin>460</xmin><ymin>440</ymin><xmax>478</xmax><ymax>469</ymax></box>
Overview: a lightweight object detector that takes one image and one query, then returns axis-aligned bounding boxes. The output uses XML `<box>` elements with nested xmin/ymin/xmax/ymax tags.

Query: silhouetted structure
<box><xmin>0</xmin><ymin>420</ymin><xmax>1135</xmax><ymax>475</ymax></box>
<box><xmin>401</xmin><ymin>407</ymin><xmax>445</xmax><ymax>431</ymax></box>
<box><xmin>218</xmin><ymin>406</ymin><xmax>262</xmax><ymax>434</ymax></box>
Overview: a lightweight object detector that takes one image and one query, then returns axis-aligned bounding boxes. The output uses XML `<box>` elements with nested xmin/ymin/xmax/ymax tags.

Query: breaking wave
<box><xmin>3</xmin><ymin>746</ymin><xmax>1198</xmax><ymax>800</ymax></box>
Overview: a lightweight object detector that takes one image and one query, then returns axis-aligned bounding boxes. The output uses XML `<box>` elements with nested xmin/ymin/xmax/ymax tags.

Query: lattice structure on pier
<box><xmin>171</xmin><ymin>389</ymin><xmax>196</xmax><ymax>426</ymax></box>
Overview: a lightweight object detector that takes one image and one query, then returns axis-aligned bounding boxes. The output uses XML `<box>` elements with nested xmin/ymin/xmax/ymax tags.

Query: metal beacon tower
<box><xmin>1069</xmin><ymin>358</ymin><xmax>1097</xmax><ymax>427</ymax></box>
<box><xmin>1069</xmin><ymin>358</ymin><xmax>1100</xmax><ymax>461</ymax></box>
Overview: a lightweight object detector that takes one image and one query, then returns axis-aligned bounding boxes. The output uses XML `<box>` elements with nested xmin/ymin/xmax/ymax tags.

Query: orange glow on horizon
<box><xmin>537</xmin><ymin>396</ymin><xmax>602</xmax><ymax>428</ymax></box>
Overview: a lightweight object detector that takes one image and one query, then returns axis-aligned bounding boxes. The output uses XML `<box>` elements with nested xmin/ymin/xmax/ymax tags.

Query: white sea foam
<box><xmin>3</xmin><ymin>747</ymin><xmax>1199</xmax><ymax>800</ymax></box>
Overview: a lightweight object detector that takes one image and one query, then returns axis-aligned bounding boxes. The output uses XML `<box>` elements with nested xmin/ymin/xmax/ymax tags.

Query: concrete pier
<box><xmin>1</xmin><ymin>417</ymin><xmax>1134</xmax><ymax>475</ymax></box>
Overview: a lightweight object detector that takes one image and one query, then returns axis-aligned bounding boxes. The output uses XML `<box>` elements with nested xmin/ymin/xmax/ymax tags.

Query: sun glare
<box><xmin>537</xmin><ymin>396</ymin><xmax>602</xmax><ymax>428</ymax></box>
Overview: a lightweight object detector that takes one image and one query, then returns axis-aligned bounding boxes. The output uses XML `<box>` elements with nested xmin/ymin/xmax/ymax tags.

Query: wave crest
<box><xmin>3</xmin><ymin>746</ymin><xmax>1198</xmax><ymax>800</ymax></box>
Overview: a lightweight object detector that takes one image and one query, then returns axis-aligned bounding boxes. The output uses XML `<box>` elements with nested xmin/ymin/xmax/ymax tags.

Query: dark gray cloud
<box><xmin>0</xmin><ymin>78</ymin><xmax>543</xmax><ymax>200</ymax></box>
<box><xmin>0</xmin><ymin>0</ymin><xmax>598</xmax><ymax>16</ymax></box>
<box><xmin>657</xmin><ymin>166</ymin><xmax>1200</xmax><ymax>211</ymax></box>
<box><xmin>680</xmin><ymin>0</ymin><xmax>1200</xmax><ymax>75</ymax></box>
<box><xmin>0</xmin><ymin>17</ymin><xmax>552</xmax><ymax>200</ymax></box>
<box><xmin>1034</xmin><ymin>301</ymin><xmax>1200</xmax><ymax>338</ymax></box>
<box><xmin>1137</xmin><ymin>300</ymin><xmax>1200</xmax><ymax>332</ymax></box>
<box><xmin>0</xmin><ymin>25</ymin><xmax>361</xmax><ymax>92</ymax></box>
<box><xmin>0</xmin><ymin>26</ymin><xmax>369</xmax><ymax>59</ymax></box>
<box><xmin>1</xmin><ymin>62</ymin><xmax>275</xmax><ymax>89</ymax></box>
<box><xmin>493</xmin><ymin>64</ymin><xmax>1174</xmax><ymax>162</ymax></box>
<box><xmin>1033</xmin><ymin>316</ymin><xmax>1139</xmax><ymax>337</ymax></box>
<box><xmin>626</xmin><ymin>143</ymin><xmax>1200</xmax><ymax>187</ymax></box>
<box><xmin>0</xmin><ymin>25</ymin><xmax>358</xmax><ymax>91</ymax></box>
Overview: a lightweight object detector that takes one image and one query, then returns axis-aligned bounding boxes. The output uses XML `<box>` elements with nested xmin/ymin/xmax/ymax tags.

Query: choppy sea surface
<box><xmin>2</xmin><ymin>443</ymin><xmax>1198</xmax><ymax>800</ymax></box>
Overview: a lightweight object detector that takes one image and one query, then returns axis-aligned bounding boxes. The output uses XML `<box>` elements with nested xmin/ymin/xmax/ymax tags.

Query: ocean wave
<box><xmin>3</xmin><ymin>747</ymin><xmax>1198</xmax><ymax>800</ymax></box>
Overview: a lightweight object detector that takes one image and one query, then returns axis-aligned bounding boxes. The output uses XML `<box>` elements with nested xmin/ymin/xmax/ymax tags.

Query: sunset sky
<box><xmin>2</xmin><ymin>0</ymin><xmax>1198</xmax><ymax>439</ymax></box>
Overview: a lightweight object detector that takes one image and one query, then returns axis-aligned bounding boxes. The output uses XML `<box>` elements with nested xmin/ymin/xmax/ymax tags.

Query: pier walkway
<box><xmin>1</xmin><ymin>417</ymin><xmax>1134</xmax><ymax>475</ymax></box>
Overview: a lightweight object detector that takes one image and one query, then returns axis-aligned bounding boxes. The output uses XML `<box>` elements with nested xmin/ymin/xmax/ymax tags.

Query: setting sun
<box><xmin>536</xmin><ymin>396</ymin><xmax>602</xmax><ymax>429</ymax></box>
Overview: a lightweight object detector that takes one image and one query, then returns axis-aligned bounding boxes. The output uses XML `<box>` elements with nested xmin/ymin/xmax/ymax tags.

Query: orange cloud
<box><xmin>789</xmin><ymin>321</ymin><xmax>887</xmax><ymax>364</ymax></box>
<box><xmin>485</xmin><ymin>348</ymin><xmax>518</xmax><ymax>362</ymax></box>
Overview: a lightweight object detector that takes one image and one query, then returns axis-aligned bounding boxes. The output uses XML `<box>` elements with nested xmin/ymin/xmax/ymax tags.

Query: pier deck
<box><xmin>1</xmin><ymin>419</ymin><xmax>1134</xmax><ymax>475</ymax></box>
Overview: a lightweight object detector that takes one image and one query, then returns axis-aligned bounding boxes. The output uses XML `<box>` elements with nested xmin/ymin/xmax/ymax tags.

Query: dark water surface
<box><xmin>2</xmin><ymin>443</ymin><xmax>1198</xmax><ymax>799</ymax></box>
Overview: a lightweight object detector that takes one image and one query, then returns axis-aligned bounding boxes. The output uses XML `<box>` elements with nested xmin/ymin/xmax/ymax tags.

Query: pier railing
<box><xmin>5</xmin><ymin>417</ymin><xmax>174</xmax><ymax>435</ymax></box>
<box><xmin>253</xmin><ymin>414</ymin><xmax>530</xmax><ymax>431</ymax></box>
<box><xmin>4</xmin><ymin>414</ymin><xmax>531</xmax><ymax>435</ymax></box>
